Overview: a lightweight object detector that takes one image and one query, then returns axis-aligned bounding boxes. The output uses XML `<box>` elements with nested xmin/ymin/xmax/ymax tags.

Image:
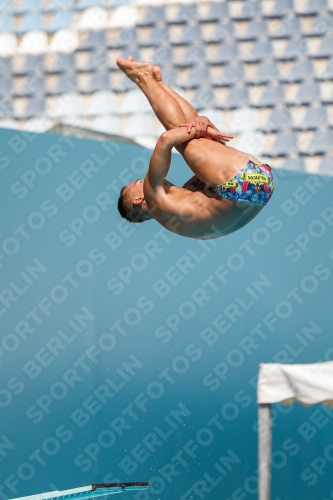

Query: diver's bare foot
<box><xmin>116</xmin><ymin>56</ymin><xmax>153</xmax><ymax>83</ymax></box>
<box><xmin>153</xmin><ymin>65</ymin><xmax>162</xmax><ymax>82</ymax></box>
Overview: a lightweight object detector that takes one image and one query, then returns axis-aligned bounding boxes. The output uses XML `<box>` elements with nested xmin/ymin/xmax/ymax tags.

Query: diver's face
<box><xmin>126</xmin><ymin>179</ymin><xmax>144</xmax><ymax>204</ymax></box>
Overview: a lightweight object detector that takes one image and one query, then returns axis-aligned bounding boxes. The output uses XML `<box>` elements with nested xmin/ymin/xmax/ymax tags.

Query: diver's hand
<box><xmin>179</xmin><ymin>116</ymin><xmax>209</xmax><ymax>138</ymax></box>
<box><xmin>205</xmin><ymin>126</ymin><xmax>232</xmax><ymax>145</ymax></box>
<box><xmin>179</xmin><ymin>118</ymin><xmax>233</xmax><ymax>143</ymax></box>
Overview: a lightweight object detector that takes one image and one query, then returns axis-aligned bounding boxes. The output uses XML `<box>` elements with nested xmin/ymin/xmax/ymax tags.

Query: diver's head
<box><xmin>117</xmin><ymin>179</ymin><xmax>152</xmax><ymax>223</ymax></box>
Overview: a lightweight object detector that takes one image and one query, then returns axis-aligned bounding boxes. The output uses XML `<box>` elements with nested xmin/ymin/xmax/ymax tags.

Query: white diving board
<box><xmin>11</xmin><ymin>483</ymin><xmax>150</xmax><ymax>500</ymax></box>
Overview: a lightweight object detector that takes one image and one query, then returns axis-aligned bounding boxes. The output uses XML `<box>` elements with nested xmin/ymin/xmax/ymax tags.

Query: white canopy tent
<box><xmin>257</xmin><ymin>361</ymin><xmax>333</xmax><ymax>500</ymax></box>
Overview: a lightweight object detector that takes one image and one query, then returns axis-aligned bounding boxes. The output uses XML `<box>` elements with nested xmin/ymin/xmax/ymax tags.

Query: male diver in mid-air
<box><xmin>117</xmin><ymin>57</ymin><xmax>275</xmax><ymax>240</ymax></box>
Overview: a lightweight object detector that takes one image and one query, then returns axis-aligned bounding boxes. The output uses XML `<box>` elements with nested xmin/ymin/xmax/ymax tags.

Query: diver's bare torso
<box><xmin>143</xmin><ymin>127</ymin><xmax>265</xmax><ymax>240</ymax></box>
<box><xmin>144</xmin><ymin>178</ymin><xmax>263</xmax><ymax>240</ymax></box>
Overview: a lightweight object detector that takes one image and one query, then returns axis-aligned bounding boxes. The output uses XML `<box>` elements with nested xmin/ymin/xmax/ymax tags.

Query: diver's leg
<box><xmin>152</xmin><ymin>65</ymin><xmax>199</xmax><ymax>125</ymax></box>
<box><xmin>116</xmin><ymin>57</ymin><xmax>230</xmax><ymax>183</ymax></box>
<box><xmin>117</xmin><ymin>58</ymin><xmax>187</xmax><ymax>131</ymax></box>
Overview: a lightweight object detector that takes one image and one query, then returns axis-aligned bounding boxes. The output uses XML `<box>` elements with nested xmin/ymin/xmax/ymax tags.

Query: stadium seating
<box><xmin>273</xmin><ymin>18</ymin><xmax>302</xmax><ymax>38</ymax></box>
<box><xmin>80</xmin><ymin>30</ymin><xmax>107</xmax><ymax>50</ymax></box>
<box><xmin>231</xmin><ymin>1</ymin><xmax>262</xmax><ymax>20</ymax></box>
<box><xmin>75</xmin><ymin>0</ymin><xmax>104</xmax><ymax>10</ymax></box>
<box><xmin>140</xmin><ymin>27</ymin><xmax>169</xmax><ymax>47</ymax></box>
<box><xmin>296</xmin><ymin>82</ymin><xmax>321</xmax><ymax>104</ymax></box>
<box><xmin>117</xmin><ymin>89</ymin><xmax>150</xmax><ymax>115</ymax></box>
<box><xmin>209</xmin><ymin>43</ymin><xmax>239</xmax><ymax>64</ymax></box>
<box><xmin>0</xmin><ymin>58</ymin><xmax>12</xmax><ymax>73</ymax></box>
<box><xmin>0</xmin><ymin>33</ymin><xmax>17</xmax><ymax>55</ymax></box>
<box><xmin>182</xmin><ymin>66</ymin><xmax>211</xmax><ymax>89</ymax></box>
<box><xmin>209</xmin><ymin>23</ymin><xmax>235</xmax><ymax>43</ymax></box>
<box><xmin>15</xmin><ymin>13</ymin><xmax>43</xmax><ymax>33</ymax></box>
<box><xmin>265</xmin><ymin>0</ymin><xmax>294</xmax><ymax>18</ymax></box>
<box><xmin>309</xmin><ymin>16</ymin><xmax>333</xmax><ymax>36</ymax></box>
<box><xmin>158</xmin><ymin>68</ymin><xmax>177</xmax><ymax>87</ymax></box>
<box><xmin>192</xmin><ymin>88</ymin><xmax>216</xmax><ymax>110</ymax></box>
<box><xmin>152</xmin><ymin>47</ymin><xmax>174</xmax><ymax>66</ymax></box>
<box><xmin>298</xmin><ymin>107</ymin><xmax>328</xmax><ymax>129</ymax></box>
<box><xmin>245</xmin><ymin>41</ymin><xmax>273</xmax><ymax>62</ymax></box>
<box><xmin>17</xmin><ymin>55</ymin><xmax>45</xmax><ymax>75</ymax></box>
<box><xmin>78</xmin><ymin>7</ymin><xmax>108</xmax><ymax>30</ymax></box>
<box><xmin>91</xmin><ymin>115</ymin><xmax>120</xmax><ymax>134</ymax></box>
<box><xmin>252</xmin><ymin>62</ymin><xmax>281</xmax><ymax>84</ymax></box>
<box><xmin>47</xmin><ymin>53</ymin><xmax>75</xmax><ymax>73</ymax></box>
<box><xmin>279</xmin><ymin>39</ymin><xmax>306</xmax><ymax>60</ymax></box>
<box><xmin>321</xmin><ymin>57</ymin><xmax>333</xmax><ymax>79</ymax></box>
<box><xmin>280</xmin><ymin>157</ymin><xmax>306</xmax><ymax>171</ymax></box>
<box><xmin>201</xmin><ymin>3</ymin><xmax>229</xmax><ymax>22</ymax></box>
<box><xmin>173</xmin><ymin>25</ymin><xmax>202</xmax><ymax>45</ymax></box>
<box><xmin>318</xmin><ymin>156</ymin><xmax>333</xmax><ymax>174</ymax></box>
<box><xmin>176</xmin><ymin>45</ymin><xmax>206</xmax><ymax>67</ymax></box>
<box><xmin>214</xmin><ymin>64</ymin><xmax>245</xmax><ymax>86</ymax></box>
<box><xmin>309</xmin><ymin>130</ymin><xmax>333</xmax><ymax>154</ymax></box>
<box><xmin>78</xmin><ymin>50</ymin><xmax>109</xmax><ymax>71</ymax></box>
<box><xmin>138</xmin><ymin>6</ymin><xmax>166</xmax><ymax>27</ymax></box>
<box><xmin>315</xmin><ymin>37</ymin><xmax>333</xmax><ymax>57</ymax></box>
<box><xmin>124</xmin><ymin>113</ymin><xmax>156</xmax><ymax>137</ymax></box>
<box><xmin>171</xmin><ymin>4</ymin><xmax>199</xmax><ymax>24</ymax></box>
<box><xmin>0</xmin><ymin>77</ymin><xmax>13</xmax><ymax>96</ymax></box>
<box><xmin>112</xmin><ymin>28</ymin><xmax>137</xmax><ymax>49</ymax></box>
<box><xmin>81</xmin><ymin>72</ymin><xmax>110</xmax><ymax>93</ymax></box>
<box><xmin>237</xmin><ymin>20</ymin><xmax>269</xmax><ymax>41</ymax></box>
<box><xmin>0</xmin><ymin>0</ymin><xmax>331</xmax><ymax>170</ymax></box>
<box><xmin>296</xmin><ymin>0</ymin><xmax>328</xmax><ymax>15</ymax></box>
<box><xmin>109</xmin><ymin>5</ymin><xmax>138</xmax><ymax>29</ymax></box>
<box><xmin>263</xmin><ymin>108</ymin><xmax>292</xmax><ymax>132</ymax></box>
<box><xmin>111</xmin><ymin>73</ymin><xmax>136</xmax><ymax>92</ymax></box>
<box><xmin>0</xmin><ymin>15</ymin><xmax>15</xmax><ymax>32</ymax></box>
<box><xmin>15</xmin><ymin>0</ymin><xmax>43</xmax><ymax>14</ymax></box>
<box><xmin>46</xmin><ymin>11</ymin><xmax>73</xmax><ymax>32</ymax></box>
<box><xmin>16</xmin><ymin>75</ymin><xmax>46</xmax><ymax>96</ymax></box>
<box><xmin>15</xmin><ymin>98</ymin><xmax>45</xmax><ymax>119</ymax></box>
<box><xmin>44</xmin><ymin>0</ymin><xmax>72</xmax><ymax>12</ymax></box>
<box><xmin>53</xmin><ymin>74</ymin><xmax>78</xmax><ymax>94</ymax></box>
<box><xmin>0</xmin><ymin>100</ymin><xmax>13</xmax><ymax>118</ymax></box>
<box><xmin>286</xmin><ymin>60</ymin><xmax>314</xmax><ymax>82</ymax></box>
<box><xmin>223</xmin><ymin>87</ymin><xmax>249</xmax><ymax>109</ymax></box>
<box><xmin>270</xmin><ymin>132</ymin><xmax>298</xmax><ymax>156</ymax></box>
<box><xmin>47</xmin><ymin>92</ymin><xmax>83</xmax><ymax>118</ymax></box>
<box><xmin>84</xmin><ymin>90</ymin><xmax>116</xmax><ymax>116</ymax></box>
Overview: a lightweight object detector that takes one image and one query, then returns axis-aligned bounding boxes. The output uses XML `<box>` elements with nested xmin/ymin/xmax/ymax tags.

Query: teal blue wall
<box><xmin>0</xmin><ymin>129</ymin><xmax>333</xmax><ymax>500</ymax></box>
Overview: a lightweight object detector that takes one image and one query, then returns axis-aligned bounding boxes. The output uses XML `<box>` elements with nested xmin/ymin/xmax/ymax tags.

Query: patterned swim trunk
<box><xmin>212</xmin><ymin>160</ymin><xmax>275</xmax><ymax>206</ymax></box>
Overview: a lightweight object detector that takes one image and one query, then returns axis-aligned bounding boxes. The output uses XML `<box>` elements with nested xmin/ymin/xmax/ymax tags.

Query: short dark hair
<box><xmin>117</xmin><ymin>186</ymin><xmax>145</xmax><ymax>223</ymax></box>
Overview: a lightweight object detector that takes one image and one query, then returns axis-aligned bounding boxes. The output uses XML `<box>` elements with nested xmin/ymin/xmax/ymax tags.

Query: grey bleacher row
<box><xmin>1</xmin><ymin>43</ymin><xmax>333</xmax><ymax>72</ymax></box>
<box><xmin>2</xmin><ymin>25</ymin><xmax>333</xmax><ymax>68</ymax></box>
<box><xmin>1</xmin><ymin>0</ymin><xmax>332</xmax><ymax>20</ymax></box>
<box><xmin>1</xmin><ymin>96</ymin><xmax>332</xmax><ymax>158</ymax></box>
<box><xmin>1</xmin><ymin>11</ymin><xmax>333</xmax><ymax>38</ymax></box>
<box><xmin>0</xmin><ymin>71</ymin><xmax>332</xmax><ymax>101</ymax></box>
<box><xmin>95</xmin><ymin>20</ymin><xmax>333</xmax><ymax>47</ymax></box>
<box><xmin>1</xmin><ymin>0</ymin><xmax>118</xmax><ymax>16</ymax></box>
<box><xmin>1</xmin><ymin>51</ymin><xmax>333</xmax><ymax>94</ymax></box>
<box><xmin>0</xmin><ymin>0</ymin><xmax>332</xmax><ymax>169</ymax></box>
<box><xmin>1</xmin><ymin>16</ymin><xmax>333</xmax><ymax>64</ymax></box>
<box><xmin>1</xmin><ymin>11</ymin><xmax>73</xmax><ymax>33</ymax></box>
<box><xmin>1</xmin><ymin>84</ymin><xmax>332</xmax><ymax>131</ymax></box>
<box><xmin>136</xmin><ymin>1</ymin><xmax>332</xmax><ymax>24</ymax></box>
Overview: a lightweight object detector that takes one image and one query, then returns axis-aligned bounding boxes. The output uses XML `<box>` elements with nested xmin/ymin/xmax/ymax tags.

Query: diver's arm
<box><xmin>146</xmin><ymin>128</ymin><xmax>197</xmax><ymax>190</ymax></box>
<box><xmin>182</xmin><ymin>175</ymin><xmax>206</xmax><ymax>191</ymax></box>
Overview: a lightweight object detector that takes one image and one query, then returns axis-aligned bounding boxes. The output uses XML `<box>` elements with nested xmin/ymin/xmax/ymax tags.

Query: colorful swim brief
<box><xmin>213</xmin><ymin>160</ymin><xmax>275</xmax><ymax>206</ymax></box>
